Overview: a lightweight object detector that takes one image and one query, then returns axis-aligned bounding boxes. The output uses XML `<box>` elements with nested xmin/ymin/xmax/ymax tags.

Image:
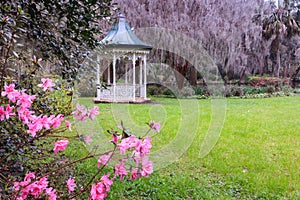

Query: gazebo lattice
<box><xmin>94</xmin><ymin>14</ymin><xmax>152</xmax><ymax>103</ymax></box>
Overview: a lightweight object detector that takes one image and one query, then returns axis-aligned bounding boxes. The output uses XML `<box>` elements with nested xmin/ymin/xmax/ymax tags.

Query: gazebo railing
<box><xmin>99</xmin><ymin>84</ymin><xmax>144</xmax><ymax>101</ymax></box>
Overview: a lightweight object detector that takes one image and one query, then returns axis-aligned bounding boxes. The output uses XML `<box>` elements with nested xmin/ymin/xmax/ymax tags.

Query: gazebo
<box><xmin>94</xmin><ymin>13</ymin><xmax>152</xmax><ymax>103</ymax></box>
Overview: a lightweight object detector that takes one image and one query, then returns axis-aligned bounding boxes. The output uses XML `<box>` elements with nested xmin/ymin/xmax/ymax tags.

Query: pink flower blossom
<box><xmin>24</xmin><ymin>172</ymin><xmax>36</xmax><ymax>183</ymax></box>
<box><xmin>33</xmin><ymin>55</ymin><xmax>42</xmax><ymax>64</ymax></box>
<box><xmin>37</xmin><ymin>78</ymin><xmax>55</xmax><ymax>92</ymax></box>
<box><xmin>65</xmin><ymin>120</ymin><xmax>72</xmax><ymax>131</ymax></box>
<box><xmin>97</xmin><ymin>152</ymin><xmax>112</xmax><ymax>168</ymax></box>
<box><xmin>17</xmin><ymin>91</ymin><xmax>35</xmax><ymax>109</ymax></box>
<box><xmin>89</xmin><ymin>174</ymin><xmax>112</xmax><ymax>200</ymax></box>
<box><xmin>135</xmin><ymin>137</ymin><xmax>152</xmax><ymax>156</ymax></box>
<box><xmin>89</xmin><ymin>182</ymin><xmax>107</xmax><ymax>200</ymax></box>
<box><xmin>1</xmin><ymin>84</ymin><xmax>20</xmax><ymax>103</ymax></box>
<box><xmin>84</xmin><ymin>134</ymin><xmax>93</xmax><ymax>143</ymax></box>
<box><xmin>30</xmin><ymin>177</ymin><xmax>48</xmax><ymax>198</ymax></box>
<box><xmin>100</xmin><ymin>174</ymin><xmax>113</xmax><ymax>191</ymax></box>
<box><xmin>141</xmin><ymin>157</ymin><xmax>153</xmax><ymax>178</ymax></box>
<box><xmin>88</xmin><ymin>106</ymin><xmax>99</xmax><ymax>120</ymax></box>
<box><xmin>18</xmin><ymin>108</ymin><xmax>35</xmax><ymax>124</ymax></box>
<box><xmin>67</xmin><ymin>178</ymin><xmax>76</xmax><ymax>194</ymax></box>
<box><xmin>27</xmin><ymin>121</ymin><xmax>43</xmax><ymax>137</ymax></box>
<box><xmin>110</xmin><ymin>134</ymin><xmax>120</xmax><ymax>144</ymax></box>
<box><xmin>51</xmin><ymin>114</ymin><xmax>64</xmax><ymax>128</ymax></box>
<box><xmin>73</xmin><ymin>104</ymin><xmax>88</xmax><ymax>121</ymax></box>
<box><xmin>0</xmin><ymin>106</ymin><xmax>5</xmax><ymax>121</ymax></box>
<box><xmin>73</xmin><ymin>104</ymin><xmax>100</xmax><ymax>121</ymax></box>
<box><xmin>13</xmin><ymin>173</ymin><xmax>52</xmax><ymax>199</ymax></box>
<box><xmin>4</xmin><ymin>104</ymin><xmax>15</xmax><ymax>119</ymax></box>
<box><xmin>118</xmin><ymin>135</ymin><xmax>138</xmax><ymax>154</ymax></box>
<box><xmin>130</xmin><ymin>168</ymin><xmax>141</xmax><ymax>180</ymax></box>
<box><xmin>149</xmin><ymin>121</ymin><xmax>160</xmax><ymax>132</ymax></box>
<box><xmin>46</xmin><ymin>187</ymin><xmax>57</xmax><ymax>200</ymax></box>
<box><xmin>114</xmin><ymin>160</ymin><xmax>128</xmax><ymax>180</ymax></box>
<box><xmin>53</xmin><ymin>140</ymin><xmax>69</xmax><ymax>154</ymax></box>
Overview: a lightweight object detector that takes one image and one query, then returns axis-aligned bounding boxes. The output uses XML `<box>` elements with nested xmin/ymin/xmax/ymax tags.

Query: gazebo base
<box><xmin>93</xmin><ymin>97</ymin><xmax>151</xmax><ymax>104</ymax></box>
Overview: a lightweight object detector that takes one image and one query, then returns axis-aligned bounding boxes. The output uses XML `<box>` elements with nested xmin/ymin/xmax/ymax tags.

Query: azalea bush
<box><xmin>0</xmin><ymin>78</ymin><xmax>159</xmax><ymax>199</ymax></box>
<box><xmin>0</xmin><ymin>6</ymin><xmax>159</xmax><ymax>199</ymax></box>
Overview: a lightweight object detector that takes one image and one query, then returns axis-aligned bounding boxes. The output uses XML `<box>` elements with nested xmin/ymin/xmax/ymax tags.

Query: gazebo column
<box><xmin>139</xmin><ymin>57</ymin><xmax>143</xmax><ymax>97</ymax></box>
<box><xmin>113</xmin><ymin>54</ymin><xmax>116</xmax><ymax>101</ymax></box>
<box><xmin>96</xmin><ymin>55</ymin><xmax>101</xmax><ymax>100</ymax></box>
<box><xmin>107</xmin><ymin>65</ymin><xmax>111</xmax><ymax>84</ymax></box>
<box><xmin>143</xmin><ymin>54</ymin><xmax>147</xmax><ymax>99</ymax></box>
<box><xmin>132</xmin><ymin>53</ymin><xmax>136</xmax><ymax>101</ymax></box>
<box><xmin>125</xmin><ymin>60</ymin><xmax>128</xmax><ymax>85</ymax></box>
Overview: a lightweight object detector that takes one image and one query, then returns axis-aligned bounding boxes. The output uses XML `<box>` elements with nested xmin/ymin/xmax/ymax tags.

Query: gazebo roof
<box><xmin>100</xmin><ymin>13</ymin><xmax>152</xmax><ymax>50</ymax></box>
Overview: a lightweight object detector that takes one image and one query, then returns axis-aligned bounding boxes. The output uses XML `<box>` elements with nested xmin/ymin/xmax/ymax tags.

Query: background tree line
<box><xmin>111</xmin><ymin>0</ymin><xmax>300</xmax><ymax>89</ymax></box>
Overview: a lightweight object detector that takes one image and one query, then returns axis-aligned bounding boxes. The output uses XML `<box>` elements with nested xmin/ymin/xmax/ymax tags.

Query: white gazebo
<box><xmin>94</xmin><ymin>13</ymin><xmax>152</xmax><ymax>103</ymax></box>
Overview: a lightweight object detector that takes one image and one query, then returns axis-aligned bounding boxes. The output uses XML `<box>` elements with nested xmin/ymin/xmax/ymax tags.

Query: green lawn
<box><xmin>67</xmin><ymin>96</ymin><xmax>300</xmax><ymax>199</ymax></box>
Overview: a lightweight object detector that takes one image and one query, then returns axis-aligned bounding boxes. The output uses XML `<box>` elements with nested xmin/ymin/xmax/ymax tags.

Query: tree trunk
<box><xmin>291</xmin><ymin>65</ymin><xmax>300</xmax><ymax>81</ymax></box>
<box><xmin>189</xmin><ymin>66</ymin><xmax>197</xmax><ymax>86</ymax></box>
<box><xmin>276</xmin><ymin>48</ymin><xmax>281</xmax><ymax>77</ymax></box>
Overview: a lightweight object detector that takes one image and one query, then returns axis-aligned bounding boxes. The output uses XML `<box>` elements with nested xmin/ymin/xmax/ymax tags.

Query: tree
<box><xmin>112</xmin><ymin>0</ymin><xmax>270</xmax><ymax>87</ymax></box>
<box><xmin>0</xmin><ymin>0</ymin><xmax>114</xmax><ymax>89</ymax></box>
<box><xmin>262</xmin><ymin>0</ymin><xmax>300</xmax><ymax>77</ymax></box>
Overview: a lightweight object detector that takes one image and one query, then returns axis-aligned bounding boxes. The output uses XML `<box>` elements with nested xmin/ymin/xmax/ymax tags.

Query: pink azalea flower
<box><xmin>110</xmin><ymin>134</ymin><xmax>120</xmax><ymax>144</ymax></box>
<box><xmin>84</xmin><ymin>134</ymin><xmax>93</xmax><ymax>143</ymax></box>
<box><xmin>100</xmin><ymin>174</ymin><xmax>113</xmax><ymax>191</ymax></box>
<box><xmin>118</xmin><ymin>135</ymin><xmax>138</xmax><ymax>154</ymax></box>
<box><xmin>73</xmin><ymin>104</ymin><xmax>88</xmax><ymax>121</ymax></box>
<box><xmin>149</xmin><ymin>121</ymin><xmax>160</xmax><ymax>132</ymax></box>
<box><xmin>24</xmin><ymin>172</ymin><xmax>35</xmax><ymax>183</ymax></box>
<box><xmin>141</xmin><ymin>157</ymin><xmax>153</xmax><ymax>178</ymax></box>
<box><xmin>51</xmin><ymin>114</ymin><xmax>64</xmax><ymax>128</ymax></box>
<box><xmin>0</xmin><ymin>106</ymin><xmax>5</xmax><ymax>121</ymax></box>
<box><xmin>73</xmin><ymin>104</ymin><xmax>100</xmax><ymax>121</ymax></box>
<box><xmin>1</xmin><ymin>84</ymin><xmax>20</xmax><ymax>103</ymax></box>
<box><xmin>97</xmin><ymin>152</ymin><xmax>112</xmax><ymax>168</ymax></box>
<box><xmin>88</xmin><ymin>106</ymin><xmax>99</xmax><ymax>120</ymax></box>
<box><xmin>33</xmin><ymin>55</ymin><xmax>42</xmax><ymax>63</ymax></box>
<box><xmin>4</xmin><ymin>104</ymin><xmax>15</xmax><ymax>119</ymax></box>
<box><xmin>31</xmin><ymin>177</ymin><xmax>48</xmax><ymax>198</ymax></box>
<box><xmin>13</xmin><ymin>173</ymin><xmax>51</xmax><ymax>199</ymax></box>
<box><xmin>53</xmin><ymin>140</ymin><xmax>69</xmax><ymax>154</ymax></box>
<box><xmin>27</xmin><ymin>121</ymin><xmax>43</xmax><ymax>137</ymax></box>
<box><xmin>76</xmin><ymin>103</ymin><xmax>85</xmax><ymax>113</ymax></box>
<box><xmin>17</xmin><ymin>91</ymin><xmax>35</xmax><ymax>109</ymax></box>
<box><xmin>135</xmin><ymin>137</ymin><xmax>152</xmax><ymax>156</ymax></box>
<box><xmin>66</xmin><ymin>178</ymin><xmax>76</xmax><ymax>194</ymax></box>
<box><xmin>18</xmin><ymin>108</ymin><xmax>35</xmax><ymax>124</ymax></box>
<box><xmin>65</xmin><ymin>120</ymin><xmax>72</xmax><ymax>131</ymax></box>
<box><xmin>114</xmin><ymin>160</ymin><xmax>128</xmax><ymax>180</ymax></box>
<box><xmin>46</xmin><ymin>187</ymin><xmax>57</xmax><ymax>200</ymax></box>
<box><xmin>37</xmin><ymin>78</ymin><xmax>55</xmax><ymax>92</ymax></box>
<box><xmin>89</xmin><ymin>182</ymin><xmax>107</xmax><ymax>200</ymax></box>
<box><xmin>89</xmin><ymin>175</ymin><xmax>112</xmax><ymax>200</ymax></box>
<box><xmin>130</xmin><ymin>168</ymin><xmax>141</xmax><ymax>180</ymax></box>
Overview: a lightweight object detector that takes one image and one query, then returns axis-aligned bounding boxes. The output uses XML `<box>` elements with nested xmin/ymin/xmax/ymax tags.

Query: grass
<box><xmin>66</xmin><ymin>96</ymin><xmax>300</xmax><ymax>199</ymax></box>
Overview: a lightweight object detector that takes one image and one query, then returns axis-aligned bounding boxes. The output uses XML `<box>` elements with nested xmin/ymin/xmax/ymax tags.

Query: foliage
<box><xmin>178</xmin><ymin>86</ymin><xmax>195</xmax><ymax>97</ymax></box>
<box><xmin>0</xmin><ymin>79</ymin><xmax>158</xmax><ymax>199</ymax></box>
<box><xmin>0</xmin><ymin>0</ymin><xmax>114</xmax><ymax>85</ymax></box>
